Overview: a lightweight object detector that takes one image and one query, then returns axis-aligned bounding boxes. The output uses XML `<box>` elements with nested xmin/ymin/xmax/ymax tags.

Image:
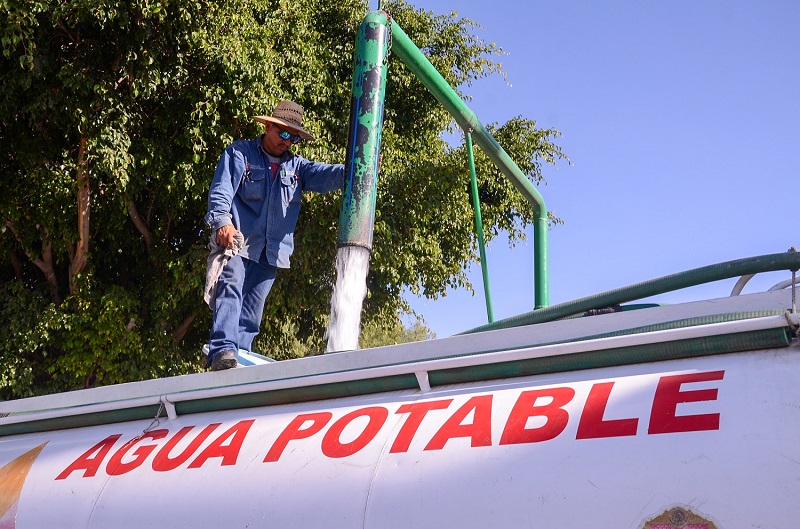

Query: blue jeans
<box><xmin>209</xmin><ymin>253</ymin><xmax>277</xmax><ymax>360</ymax></box>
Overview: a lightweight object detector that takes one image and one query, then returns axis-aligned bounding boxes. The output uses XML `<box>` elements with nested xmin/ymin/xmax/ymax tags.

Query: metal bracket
<box><xmin>415</xmin><ymin>371</ymin><xmax>431</xmax><ymax>393</ymax></box>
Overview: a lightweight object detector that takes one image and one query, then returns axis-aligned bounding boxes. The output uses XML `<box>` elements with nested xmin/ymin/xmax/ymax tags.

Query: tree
<box><xmin>0</xmin><ymin>0</ymin><xmax>567</xmax><ymax>399</ymax></box>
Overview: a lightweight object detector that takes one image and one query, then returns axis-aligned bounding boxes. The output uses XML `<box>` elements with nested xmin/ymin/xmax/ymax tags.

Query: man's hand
<box><xmin>216</xmin><ymin>224</ymin><xmax>237</xmax><ymax>249</ymax></box>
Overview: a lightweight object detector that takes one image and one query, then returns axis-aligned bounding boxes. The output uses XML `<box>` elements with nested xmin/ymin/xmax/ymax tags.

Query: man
<box><xmin>204</xmin><ymin>100</ymin><xmax>344</xmax><ymax>371</ymax></box>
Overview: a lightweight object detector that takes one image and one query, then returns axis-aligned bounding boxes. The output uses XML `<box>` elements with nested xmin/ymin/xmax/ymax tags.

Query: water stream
<box><xmin>326</xmin><ymin>245</ymin><xmax>370</xmax><ymax>352</ymax></box>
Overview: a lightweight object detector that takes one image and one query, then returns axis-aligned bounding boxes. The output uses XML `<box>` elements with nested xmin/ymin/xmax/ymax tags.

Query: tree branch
<box><xmin>56</xmin><ymin>19</ymin><xmax>78</xmax><ymax>44</ymax></box>
<box><xmin>127</xmin><ymin>197</ymin><xmax>154</xmax><ymax>252</ymax></box>
<box><xmin>9</xmin><ymin>250</ymin><xmax>23</xmax><ymax>280</ymax></box>
<box><xmin>6</xmin><ymin>221</ymin><xmax>61</xmax><ymax>303</ymax></box>
<box><xmin>173</xmin><ymin>312</ymin><xmax>197</xmax><ymax>345</ymax></box>
<box><xmin>69</xmin><ymin>137</ymin><xmax>90</xmax><ymax>294</ymax></box>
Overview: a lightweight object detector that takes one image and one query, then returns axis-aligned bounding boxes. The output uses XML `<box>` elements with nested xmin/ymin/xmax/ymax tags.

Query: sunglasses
<box><xmin>275</xmin><ymin>126</ymin><xmax>303</xmax><ymax>144</ymax></box>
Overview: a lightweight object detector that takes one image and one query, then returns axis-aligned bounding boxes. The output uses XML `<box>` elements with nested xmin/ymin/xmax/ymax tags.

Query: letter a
<box><xmin>425</xmin><ymin>395</ymin><xmax>492</xmax><ymax>450</ymax></box>
<box><xmin>56</xmin><ymin>434</ymin><xmax>123</xmax><ymax>480</ymax></box>
<box><xmin>189</xmin><ymin>420</ymin><xmax>255</xmax><ymax>468</ymax></box>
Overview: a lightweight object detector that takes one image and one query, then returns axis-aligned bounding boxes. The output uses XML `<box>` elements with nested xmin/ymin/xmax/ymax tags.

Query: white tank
<box><xmin>2</xmin><ymin>290</ymin><xmax>799</xmax><ymax>528</ymax></box>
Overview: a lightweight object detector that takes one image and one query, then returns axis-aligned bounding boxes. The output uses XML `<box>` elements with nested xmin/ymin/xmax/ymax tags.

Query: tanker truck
<box><xmin>2</xmin><ymin>252</ymin><xmax>799</xmax><ymax>528</ymax></box>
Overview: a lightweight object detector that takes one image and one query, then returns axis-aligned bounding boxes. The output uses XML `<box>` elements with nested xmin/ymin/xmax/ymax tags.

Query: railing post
<box><xmin>466</xmin><ymin>132</ymin><xmax>494</xmax><ymax>323</ymax></box>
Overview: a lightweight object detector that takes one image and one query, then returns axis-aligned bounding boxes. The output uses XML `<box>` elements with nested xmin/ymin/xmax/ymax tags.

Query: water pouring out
<box><xmin>326</xmin><ymin>246</ymin><xmax>370</xmax><ymax>352</ymax></box>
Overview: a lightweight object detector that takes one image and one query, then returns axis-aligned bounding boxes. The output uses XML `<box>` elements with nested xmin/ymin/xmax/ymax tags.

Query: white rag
<box><xmin>204</xmin><ymin>230</ymin><xmax>244</xmax><ymax>307</ymax></box>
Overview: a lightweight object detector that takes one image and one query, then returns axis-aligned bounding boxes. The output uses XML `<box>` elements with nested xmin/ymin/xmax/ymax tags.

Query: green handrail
<box><xmin>389</xmin><ymin>20</ymin><xmax>549</xmax><ymax>309</ymax></box>
<box><xmin>462</xmin><ymin>251</ymin><xmax>800</xmax><ymax>334</ymax></box>
<box><xmin>466</xmin><ymin>132</ymin><xmax>494</xmax><ymax>322</ymax></box>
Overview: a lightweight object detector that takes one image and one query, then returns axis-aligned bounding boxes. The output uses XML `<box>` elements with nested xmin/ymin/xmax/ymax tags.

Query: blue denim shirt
<box><xmin>204</xmin><ymin>136</ymin><xmax>344</xmax><ymax>268</ymax></box>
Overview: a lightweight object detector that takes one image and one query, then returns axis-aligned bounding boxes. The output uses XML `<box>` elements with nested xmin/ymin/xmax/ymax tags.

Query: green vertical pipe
<box><xmin>389</xmin><ymin>21</ymin><xmax>549</xmax><ymax>308</ymax></box>
<box><xmin>533</xmin><ymin>215</ymin><xmax>548</xmax><ymax>310</ymax></box>
<box><xmin>337</xmin><ymin>11</ymin><xmax>390</xmax><ymax>250</ymax></box>
<box><xmin>466</xmin><ymin>132</ymin><xmax>494</xmax><ymax>322</ymax></box>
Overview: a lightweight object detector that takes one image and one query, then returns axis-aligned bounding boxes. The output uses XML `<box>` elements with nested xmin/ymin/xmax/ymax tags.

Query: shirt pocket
<box><xmin>280</xmin><ymin>170</ymin><xmax>301</xmax><ymax>206</ymax></box>
<box><xmin>239</xmin><ymin>170</ymin><xmax>267</xmax><ymax>202</ymax></box>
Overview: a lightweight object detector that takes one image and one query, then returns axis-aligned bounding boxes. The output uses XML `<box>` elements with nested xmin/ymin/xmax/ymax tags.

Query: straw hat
<box><xmin>254</xmin><ymin>100</ymin><xmax>315</xmax><ymax>141</ymax></box>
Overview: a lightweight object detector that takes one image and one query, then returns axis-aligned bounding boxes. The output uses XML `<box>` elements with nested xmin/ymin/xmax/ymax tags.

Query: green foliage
<box><xmin>0</xmin><ymin>0</ymin><xmax>567</xmax><ymax>398</ymax></box>
<box><xmin>360</xmin><ymin>316</ymin><xmax>436</xmax><ymax>349</ymax></box>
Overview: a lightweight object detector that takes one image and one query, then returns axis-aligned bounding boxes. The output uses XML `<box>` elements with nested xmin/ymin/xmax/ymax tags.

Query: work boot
<box><xmin>210</xmin><ymin>349</ymin><xmax>238</xmax><ymax>371</ymax></box>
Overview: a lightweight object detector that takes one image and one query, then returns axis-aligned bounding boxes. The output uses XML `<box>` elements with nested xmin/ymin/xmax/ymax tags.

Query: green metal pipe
<box><xmin>462</xmin><ymin>251</ymin><xmax>800</xmax><ymax>334</ymax></box>
<box><xmin>433</xmin><ymin>328</ymin><xmax>793</xmax><ymax>386</ymax></box>
<box><xmin>337</xmin><ymin>11</ymin><xmax>390</xmax><ymax>250</ymax></box>
<box><xmin>533</xmin><ymin>215</ymin><xmax>548</xmax><ymax>309</ymax></box>
<box><xmin>390</xmin><ymin>21</ymin><xmax>550</xmax><ymax>309</ymax></box>
<box><xmin>466</xmin><ymin>132</ymin><xmax>494</xmax><ymax>322</ymax></box>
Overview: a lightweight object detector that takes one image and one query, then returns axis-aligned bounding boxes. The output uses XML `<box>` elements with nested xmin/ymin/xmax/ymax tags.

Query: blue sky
<box><xmin>399</xmin><ymin>1</ymin><xmax>800</xmax><ymax>337</ymax></box>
